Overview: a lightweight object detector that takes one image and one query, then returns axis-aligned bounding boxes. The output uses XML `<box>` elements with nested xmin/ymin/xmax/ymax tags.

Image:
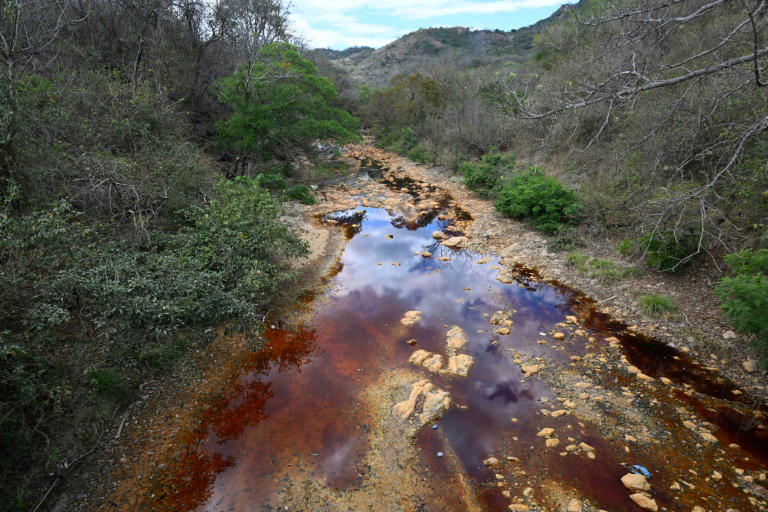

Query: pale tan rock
<box><xmin>483</xmin><ymin>456</ymin><xmax>500</xmax><ymax>467</ymax></box>
<box><xmin>392</xmin><ymin>380</ymin><xmax>451</xmax><ymax>426</ymax></box>
<box><xmin>422</xmin><ymin>354</ymin><xmax>444</xmax><ymax>373</ymax></box>
<box><xmin>565</xmin><ymin>315</ymin><xmax>578</xmax><ymax>324</ymax></box>
<box><xmin>401</xmin><ymin>310</ymin><xmax>422</xmax><ymax>326</ymax></box>
<box><xmin>712</xmin><ymin>470</ymin><xmax>722</xmax><ymax>480</ymax></box>
<box><xmin>408</xmin><ymin>349</ymin><xmax>431</xmax><ymax>365</ymax></box>
<box><xmin>446</xmin><ymin>326</ymin><xmax>468</xmax><ymax>355</ymax></box>
<box><xmin>521</xmin><ymin>364</ymin><xmax>541</xmax><ymax>376</ymax></box>
<box><xmin>578</xmin><ymin>442</ymin><xmax>595</xmax><ymax>452</ymax></box>
<box><xmin>441</xmin><ymin>236</ymin><xmax>468</xmax><ymax>248</ymax></box>
<box><xmin>692</xmin><ymin>507</ymin><xmax>705</xmax><ymax>512</ymax></box>
<box><xmin>551</xmin><ymin>409</ymin><xmax>568</xmax><ymax>418</ymax></box>
<box><xmin>700</xmin><ymin>431</ymin><xmax>718</xmax><ymax>443</ymax></box>
<box><xmin>636</xmin><ymin>372</ymin><xmax>655</xmax><ymax>382</ymax></box>
<box><xmin>537</xmin><ymin>428</ymin><xmax>555</xmax><ymax>438</ymax></box>
<box><xmin>553</xmin><ymin>332</ymin><xmax>566</xmax><ymax>340</ymax></box>
<box><xmin>545</xmin><ymin>437</ymin><xmax>560</xmax><ymax>448</ymax></box>
<box><xmin>566</xmin><ymin>499</ymin><xmax>582</xmax><ymax>512</ymax></box>
<box><xmin>621</xmin><ymin>473</ymin><xmax>651</xmax><ymax>492</ymax></box>
<box><xmin>432</xmin><ymin>230</ymin><xmax>447</xmax><ymax>240</ymax></box>
<box><xmin>659</xmin><ymin>377</ymin><xmax>672</xmax><ymax>385</ymax></box>
<box><xmin>496</xmin><ymin>327</ymin><xmax>511</xmax><ymax>335</ymax></box>
<box><xmin>443</xmin><ymin>354</ymin><xmax>475</xmax><ymax>378</ymax></box>
<box><xmin>421</xmin><ymin>251</ymin><xmax>431</xmax><ymax>258</ymax></box>
<box><xmin>743</xmin><ymin>360</ymin><xmax>757</xmax><ymax>373</ymax></box>
<box><xmin>629</xmin><ymin>492</ymin><xmax>658</xmax><ymax>511</ymax></box>
<box><xmin>508</xmin><ymin>505</ymin><xmax>529</xmax><ymax>512</ymax></box>
<box><xmin>669</xmin><ymin>482</ymin><xmax>681</xmax><ymax>491</ymax></box>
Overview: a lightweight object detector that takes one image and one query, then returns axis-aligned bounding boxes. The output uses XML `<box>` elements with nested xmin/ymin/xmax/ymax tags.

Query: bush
<box><xmin>639</xmin><ymin>231</ymin><xmax>701</xmax><ymax>272</ymax></box>
<box><xmin>495</xmin><ymin>168</ymin><xmax>580</xmax><ymax>233</ymax></box>
<box><xmin>285</xmin><ymin>184</ymin><xmax>316</xmax><ymax>205</ymax></box>
<box><xmin>458</xmin><ymin>151</ymin><xmax>516</xmax><ymax>198</ymax></box>
<box><xmin>377</xmin><ymin>126</ymin><xmax>418</xmax><ymax>155</ymax></box>
<box><xmin>638</xmin><ymin>294</ymin><xmax>677</xmax><ymax>316</ymax></box>
<box><xmin>254</xmin><ymin>173</ymin><xmax>287</xmax><ymax>190</ymax></box>
<box><xmin>407</xmin><ymin>144</ymin><xmax>435</xmax><ymax>164</ymax></box>
<box><xmin>715</xmin><ymin>249</ymin><xmax>768</xmax><ymax>365</ymax></box>
<box><xmin>0</xmin><ymin>176</ymin><xmax>308</xmax><ymax>499</ymax></box>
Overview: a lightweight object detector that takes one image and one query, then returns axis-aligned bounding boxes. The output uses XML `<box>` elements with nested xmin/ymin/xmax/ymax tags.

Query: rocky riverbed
<box><xmin>80</xmin><ymin>144</ymin><xmax>766</xmax><ymax>512</ymax></box>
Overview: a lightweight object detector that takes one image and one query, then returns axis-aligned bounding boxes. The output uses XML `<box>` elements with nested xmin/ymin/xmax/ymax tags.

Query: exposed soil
<box><xmin>70</xmin><ymin>144</ymin><xmax>766</xmax><ymax>512</ymax></box>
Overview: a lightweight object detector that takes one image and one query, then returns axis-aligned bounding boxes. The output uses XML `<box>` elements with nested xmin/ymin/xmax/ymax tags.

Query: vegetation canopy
<box><xmin>216</xmin><ymin>43</ymin><xmax>360</xmax><ymax>160</ymax></box>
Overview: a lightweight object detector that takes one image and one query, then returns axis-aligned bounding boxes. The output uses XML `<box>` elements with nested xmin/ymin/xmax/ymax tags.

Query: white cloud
<box><xmin>290</xmin><ymin>0</ymin><xmax>566</xmax><ymax>49</ymax></box>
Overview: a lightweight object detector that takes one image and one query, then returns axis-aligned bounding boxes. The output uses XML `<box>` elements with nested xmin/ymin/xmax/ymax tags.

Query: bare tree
<box><xmin>0</xmin><ymin>0</ymin><xmax>85</xmax><ymax>170</ymax></box>
<box><xmin>498</xmin><ymin>0</ymin><xmax>768</xmax><ymax>269</ymax></box>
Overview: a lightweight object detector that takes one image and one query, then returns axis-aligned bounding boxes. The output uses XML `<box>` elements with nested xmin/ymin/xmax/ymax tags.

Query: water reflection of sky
<box><xmin>175</xmin><ymin>204</ymin><xmax>581</xmax><ymax>512</ymax></box>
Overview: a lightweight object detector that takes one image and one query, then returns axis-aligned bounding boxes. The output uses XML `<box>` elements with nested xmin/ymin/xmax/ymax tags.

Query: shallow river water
<box><xmin>152</xmin><ymin>181</ymin><xmax>766</xmax><ymax>512</ymax></box>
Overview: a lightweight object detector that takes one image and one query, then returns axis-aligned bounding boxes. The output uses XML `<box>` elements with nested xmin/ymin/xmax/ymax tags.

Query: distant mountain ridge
<box><xmin>310</xmin><ymin>3</ymin><xmax>582</xmax><ymax>87</ymax></box>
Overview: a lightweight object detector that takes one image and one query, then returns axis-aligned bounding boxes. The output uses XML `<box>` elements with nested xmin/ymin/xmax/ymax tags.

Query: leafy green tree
<box><xmin>215</xmin><ymin>43</ymin><xmax>359</xmax><ymax>160</ymax></box>
<box><xmin>715</xmin><ymin>249</ymin><xmax>768</xmax><ymax>366</ymax></box>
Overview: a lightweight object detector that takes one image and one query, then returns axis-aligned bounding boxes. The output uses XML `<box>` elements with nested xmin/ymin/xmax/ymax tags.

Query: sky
<box><xmin>290</xmin><ymin>1</ymin><xmax>568</xmax><ymax>50</ymax></box>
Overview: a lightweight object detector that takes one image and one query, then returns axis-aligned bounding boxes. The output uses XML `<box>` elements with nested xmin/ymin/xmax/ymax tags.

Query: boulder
<box><xmin>441</xmin><ymin>236</ymin><xmax>468</xmax><ymax>248</ymax></box>
<box><xmin>628</xmin><ymin>492</ymin><xmax>658</xmax><ymax>511</ymax></box>
<box><xmin>446</xmin><ymin>326</ymin><xmax>468</xmax><ymax>354</ymax></box>
<box><xmin>621</xmin><ymin>473</ymin><xmax>651</xmax><ymax>492</ymax></box>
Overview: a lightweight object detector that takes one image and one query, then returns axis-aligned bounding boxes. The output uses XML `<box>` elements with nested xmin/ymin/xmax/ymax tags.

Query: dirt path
<box><xmin>78</xmin><ymin>144</ymin><xmax>766</xmax><ymax>512</ymax></box>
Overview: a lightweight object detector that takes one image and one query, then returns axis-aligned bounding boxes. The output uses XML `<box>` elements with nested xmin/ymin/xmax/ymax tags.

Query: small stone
<box><xmin>712</xmin><ymin>470</ymin><xmax>722</xmax><ymax>480</ymax></box>
<box><xmin>496</xmin><ymin>327</ymin><xmax>511</xmax><ymax>335</ymax></box>
<box><xmin>483</xmin><ymin>456</ymin><xmax>500</xmax><ymax>467</ymax></box>
<box><xmin>537</xmin><ymin>428</ymin><xmax>555</xmax><ymax>438</ymax></box>
<box><xmin>432</xmin><ymin>231</ymin><xmax>447</xmax><ymax>240</ymax></box>
<box><xmin>700</xmin><ymin>432</ymin><xmax>718</xmax><ymax>443</ymax></box>
<box><xmin>629</xmin><ymin>492</ymin><xmax>658</xmax><ymax>511</ymax></box>
<box><xmin>659</xmin><ymin>377</ymin><xmax>672</xmax><ymax>385</ymax></box>
<box><xmin>566</xmin><ymin>499</ymin><xmax>582</xmax><ymax>512</ymax></box>
<box><xmin>692</xmin><ymin>507</ymin><xmax>705</xmax><ymax>512</ymax></box>
<box><xmin>621</xmin><ymin>473</ymin><xmax>651</xmax><ymax>492</ymax></box>
<box><xmin>502</xmin><ymin>490</ymin><xmax>511</xmax><ymax>498</ymax></box>
<box><xmin>401</xmin><ymin>310</ymin><xmax>422</xmax><ymax>326</ymax></box>
<box><xmin>743</xmin><ymin>360</ymin><xmax>757</xmax><ymax>373</ymax></box>
<box><xmin>669</xmin><ymin>482</ymin><xmax>681</xmax><ymax>491</ymax></box>
<box><xmin>441</xmin><ymin>236</ymin><xmax>468</xmax><ymax>248</ymax></box>
<box><xmin>545</xmin><ymin>437</ymin><xmax>560</xmax><ymax>448</ymax></box>
<box><xmin>406</xmin><ymin>339</ymin><xmax>418</xmax><ymax>346</ymax></box>
<box><xmin>508</xmin><ymin>505</ymin><xmax>529</xmax><ymax>512</ymax></box>
<box><xmin>578</xmin><ymin>442</ymin><xmax>595</xmax><ymax>452</ymax></box>
<box><xmin>422</xmin><ymin>251</ymin><xmax>431</xmax><ymax>258</ymax></box>
<box><xmin>553</xmin><ymin>332</ymin><xmax>566</xmax><ymax>340</ymax></box>
<box><xmin>551</xmin><ymin>410</ymin><xmax>567</xmax><ymax>418</ymax></box>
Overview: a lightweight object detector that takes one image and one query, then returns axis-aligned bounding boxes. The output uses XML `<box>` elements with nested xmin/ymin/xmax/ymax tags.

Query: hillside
<box><xmin>312</xmin><ymin>3</ymin><xmax>581</xmax><ymax>87</ymax></box>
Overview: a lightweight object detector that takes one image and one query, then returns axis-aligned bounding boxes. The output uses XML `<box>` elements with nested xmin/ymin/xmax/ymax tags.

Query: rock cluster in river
<box><xmin>392</xmin><ymin>379</ymin><xmax>451</xmax><ymax>426</ymax></box>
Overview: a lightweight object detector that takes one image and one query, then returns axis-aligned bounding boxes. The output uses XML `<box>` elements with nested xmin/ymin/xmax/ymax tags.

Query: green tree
<box><xmin>215</xmin><ymin>42</ymin><xmax>359</xmax><ymax>160</ymax></box>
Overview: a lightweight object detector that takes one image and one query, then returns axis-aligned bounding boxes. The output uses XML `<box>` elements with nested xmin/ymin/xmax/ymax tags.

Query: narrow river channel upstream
<box><xmin>101</xmin><ymin>150</ymin><xmax>767</xmax><ymax>512</ymax></box>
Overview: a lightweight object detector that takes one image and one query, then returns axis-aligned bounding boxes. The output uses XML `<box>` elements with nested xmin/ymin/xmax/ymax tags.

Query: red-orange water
<box><xmin>154</xmin><ymin>201</ymin><xmax>766</xmax><ymax>511</ymax></box>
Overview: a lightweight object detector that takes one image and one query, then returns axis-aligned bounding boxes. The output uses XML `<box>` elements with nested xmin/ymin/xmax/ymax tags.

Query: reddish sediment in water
<box><xmin>147</xmin><ymin>180</ymin><xmax>766</xmax><ymax>511</ymax></box>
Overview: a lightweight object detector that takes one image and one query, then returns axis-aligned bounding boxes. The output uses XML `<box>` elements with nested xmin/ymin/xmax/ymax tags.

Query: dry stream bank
<box><xmin>91</xmin><ymin>146</ymin><xmax>766</xmax><ymax>512</ymax></box>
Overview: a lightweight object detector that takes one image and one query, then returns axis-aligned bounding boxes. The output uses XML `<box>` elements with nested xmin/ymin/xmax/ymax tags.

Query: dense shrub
<box><xmin>715</xmin><ymin>249</ymin><xmax>768</xmax><ymax>366</ymax></box>
<box><xmin>255</xmin><ymin>173</ymin><xmax>288</xmax><ymax>190</ymax></box>
<box><xmin>639</xmin><ymin>231</ymin><xmax>701</xmax><ymax>272</ymax></box>
<box><xmin>377</xmin><ymin>126</ymin><xmax>418</xmax><ymax>155</ymax></box>
<box><xmin>285</xmin><ymin>184</ymin><xmax>316</xmax><ymax>205</ymax></box>
<box><xmin>407</xmin><ymin>144</ymin><xmax>436</xmax><ymax>164</ymax></box>
<box><xmin>0</xmin><ymin>177</ymin><xmax>308</xmax><ymax>501</ymax></box>
<box><xmin>495</xmin><ymin>168</ymin><xmax>580</xmax><ymax>233</ymax></box>
<box><xmin>458</xmin><ymin>151</ymin><xmax>515</xmax><ymax>198</ymax></box>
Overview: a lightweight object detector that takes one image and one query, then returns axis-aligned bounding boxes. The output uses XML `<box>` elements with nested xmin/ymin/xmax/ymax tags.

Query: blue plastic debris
<box><xmin>629</xmin><ymin>465</ymin><xmax>651</xmax><ymax>478</ymax></box>
<box><xmin>437</xmin><ymin>452</ymin><xmax>444</xmax><ymax>457</ymax></box>
<box><xmin>431</xmin><ymin>424</ymin><xmax>438</xmax><ymax>429</ymax></box>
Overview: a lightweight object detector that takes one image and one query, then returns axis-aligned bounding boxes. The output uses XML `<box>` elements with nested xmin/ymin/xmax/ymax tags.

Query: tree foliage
<box><xmin>216</xmin><ymin>43</ymin><xmax>359</xmax><ymax>160</ymax></box>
